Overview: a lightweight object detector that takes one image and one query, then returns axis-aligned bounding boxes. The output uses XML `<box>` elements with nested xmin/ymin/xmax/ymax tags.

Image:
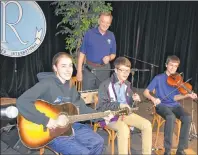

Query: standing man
<box><xmin>77</xmin><ymin>12</ymin><xmax>116</xmax><ymax>90</ymax></box>
<box><xmin>143</xmin><ymin>55</ymin><xmax>197</xmax><ymax>155</ymax></box>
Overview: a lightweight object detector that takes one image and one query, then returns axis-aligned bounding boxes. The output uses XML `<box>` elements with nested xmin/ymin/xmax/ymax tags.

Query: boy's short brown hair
<box><xmin>114</xmin><ymin>57</ymin><xmax>131</xmax><ymax>68</ymax></box>
<box><xmin>165</xmin><ymin>55</ymin><xmax>180</xmax><ymax>65</ymax></box>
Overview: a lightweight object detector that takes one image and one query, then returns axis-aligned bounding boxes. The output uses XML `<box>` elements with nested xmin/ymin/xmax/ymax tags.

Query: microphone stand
<box><xmin>92</xmin><ymin>67</ymin><xmax>150</xmax><ymax>91</ymax></box>
<box><xmin>132</xmin><ymin>68</ymin><xmax>150</xmax><ymax>88</ymax></box>
<box><xmin>92</xmin><ymin>68</ymin><xmax>149</xmax><ymax>72</ymax></box>
<box><xmin>14</xmin><ymin>58</ymin><xmax>17</xmax><ymax>97</ymax></box>
<box><xmin>85</xmin><ymin>66</ymin><xmax>115</xmax><ymax>83</ymax></box>
<box><xmin>124</xmin><ymin>55</ymin><xmax>159</xmax><ymax>82</ymax></box>
<box><xmin>91</xmin><ymin>68</ymin><xmax>115</xmax><ymax>71</ymax></box>
<box><xmin>131</xmin><ymin>71</ymin><xmax>135</xmax><ymax>89</ymax></box>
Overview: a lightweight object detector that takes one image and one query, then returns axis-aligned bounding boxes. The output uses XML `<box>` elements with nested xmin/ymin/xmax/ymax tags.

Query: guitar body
<box><xmin>17</xmin><ymin>100</ymin><xmax>78</xmax><ymax>149</ymax></box>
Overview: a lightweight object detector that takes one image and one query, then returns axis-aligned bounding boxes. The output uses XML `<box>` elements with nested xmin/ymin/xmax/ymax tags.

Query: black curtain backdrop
<box><xmin>1</xmin><ymin>1</ymin><xmax>198</xmax><ymax>98</ymax></box>
<box><xmin>111</xmin><ymin>1</ymin><xmax>198</xmax><ymax>91</ymax></box>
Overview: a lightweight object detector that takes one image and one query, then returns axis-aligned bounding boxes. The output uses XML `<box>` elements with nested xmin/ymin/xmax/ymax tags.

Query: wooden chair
<box><xmin>71</xmin><ymin>76</ymin><xmax>82</xmax><ymax>91</ymax></box>
<box><xmin>151</xmin><ymin>90</ymin><xmax>181</xmax><ymax>148</ymax></box>
<box><xmin>152</xmin><ymin>106</ymin><xmax>181</xmax><ymax>147</ymax></box>
<box><xmin>93</xmin><ymin>94</ymin><xmax>131</xmax><ymax>155</ymax></box>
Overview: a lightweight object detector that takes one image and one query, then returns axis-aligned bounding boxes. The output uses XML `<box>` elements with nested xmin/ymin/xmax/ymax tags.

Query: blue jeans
<box><xmin>48</xmin><ymin>123</ymin><xmax>104</xmax><ymax>155</ymax></box>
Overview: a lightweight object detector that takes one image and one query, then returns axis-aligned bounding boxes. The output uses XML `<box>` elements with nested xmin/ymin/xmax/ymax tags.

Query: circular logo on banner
<box><xmin>0</xmin><ymin>1</ymin><xmax>46</xmax><ymax>57</ymax></box>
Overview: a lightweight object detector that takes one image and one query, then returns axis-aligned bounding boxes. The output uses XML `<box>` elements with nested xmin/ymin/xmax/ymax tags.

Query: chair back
<box><xmin>71</xmin><ymin>76</ymin><xmax>82</xmax><ymax>91</ymax></box>
<box><xmin>80</xmin><ymin>90</ymin><xmax>97</xmax><ymax>103</ymax></box>
<box><xmin>150</xmin><ymin>89</ymin><xmax>156</xmax><ymax>113</ymax></box>
<box><xmin>93</xmin><ymin>93</ymin><xmax>99</xmax><ymax>110</ymax></box>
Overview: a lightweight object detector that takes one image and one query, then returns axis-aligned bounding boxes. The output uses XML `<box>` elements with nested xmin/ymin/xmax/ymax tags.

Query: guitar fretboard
<box><xmin>68</xmin><ymin>111</ymin><xmax>112</xmax><ymax>123</ymax></box>
<box><xmin>68</xmin><ymin>107</ymin><xmax>138</xmax><ymax>123</ymax></box>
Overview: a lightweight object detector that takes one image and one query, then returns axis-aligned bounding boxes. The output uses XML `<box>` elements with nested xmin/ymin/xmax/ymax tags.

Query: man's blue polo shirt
<box><xmin>147</xmin><ymin>73</ymin><xmax>180</xmax><ymax>107</ymax></box>
<box><xmin>80</xmin><ymin>27</ymin><xmax>116</xmax><ymax>64</ymax></box>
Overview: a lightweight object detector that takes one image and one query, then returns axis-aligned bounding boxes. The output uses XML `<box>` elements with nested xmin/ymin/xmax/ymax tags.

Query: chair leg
<box><xmin>111</xmin><ymin>130</ymin><xmax>115</xmax><ymax>155</ymax></box>
<box><xmin>152</xmin><ymin>116</ymin><xmax>156</xmax><ymax>129</ymax></box>
<box><xmin>176</xmin><ymin>121</ymin><xmax>181</xmax><ymax>144</ymax></box>
<box><xmin>40</xmin><ymin>148</ymin><xmax>45</xmax><ymax>155</ymax></box>
<box><xmin>128</xmin><ymin>135</ymin><xmax>131</xmax><ymax>155</ymax></box>
<box><xmin>93</xmin><ymin>124</ymin><xmax>97</xmax><ymax>132</ymax></box>
<box><xmin>103</xmin><ymin>128</ymin><xmax>111</xmax><ymax>146</ymax></box>
<box><xmin>155</xmin><ymin>122</ymin><xmax>160</xmax><ymax>147</ymax></box>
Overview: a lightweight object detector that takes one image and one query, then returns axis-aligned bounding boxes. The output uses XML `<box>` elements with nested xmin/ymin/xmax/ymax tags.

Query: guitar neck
<box><xmin>68</xmin><ymin>107</ymin><xmax>138</xmax><ymax>123</ymax></box>
<box><xmin>68</xmin><ymin>111</ymin><xmax>110</xmax><ymax>123</ymax></box>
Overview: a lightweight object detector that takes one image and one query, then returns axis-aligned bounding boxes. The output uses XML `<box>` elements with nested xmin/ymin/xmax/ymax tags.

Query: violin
<box><xmin>167</xmin><ymin>72</ymin><xmax>197</xmax><ymax>103</ymax></box>
<box><xmin>167</xmin><ymin>73</ymin><xmax>192</xmax><ymax>95</ymax></box>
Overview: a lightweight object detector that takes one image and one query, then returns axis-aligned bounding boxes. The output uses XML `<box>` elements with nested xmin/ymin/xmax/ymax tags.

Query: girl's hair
<box><xmin>114</xmin><ymin>57</ymin><xmax>131</xmax><ymax>68</ymax></box>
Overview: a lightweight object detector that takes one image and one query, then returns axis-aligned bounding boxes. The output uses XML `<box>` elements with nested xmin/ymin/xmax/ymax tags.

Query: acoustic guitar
<box><xmin>17</xmin><ymin>100</ymin><xmax>138</xmax><ymax>149</ymax></box>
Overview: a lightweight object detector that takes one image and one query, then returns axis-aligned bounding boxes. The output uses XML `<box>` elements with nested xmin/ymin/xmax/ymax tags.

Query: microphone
<box><xmin>85</xmin><ymin>65</ymin><xmax>93</xmax><ymax>73</ymax></box>
<box><xmin>1</xmin><ymin>106</ymin><xmax>19</xmax><ymax>118</ymax></box>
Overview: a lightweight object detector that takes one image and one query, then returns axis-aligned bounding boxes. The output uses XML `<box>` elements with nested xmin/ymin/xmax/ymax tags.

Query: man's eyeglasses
<box><xmin>117</xmin><ymin>68</ymin><xmax>131</xmax><ymax>73</ymax></box>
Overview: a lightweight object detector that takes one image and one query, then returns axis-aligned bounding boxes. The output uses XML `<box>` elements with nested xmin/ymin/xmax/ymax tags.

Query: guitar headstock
<box><xmin>115</xmin><ymin>107</ymin><xmax>129</xmax><ymax>116</ymax></box>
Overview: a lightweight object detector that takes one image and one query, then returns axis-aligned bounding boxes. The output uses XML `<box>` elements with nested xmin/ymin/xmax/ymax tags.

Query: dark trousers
<box><xmin>82</xmin><ymin>63</ymin><xmax>111</xmax><ymax>90</ymax></box>
<box><xmin>155</xmin><ymin>104</ymin><xmax>191</xmax><ymax>151</ymax></box>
